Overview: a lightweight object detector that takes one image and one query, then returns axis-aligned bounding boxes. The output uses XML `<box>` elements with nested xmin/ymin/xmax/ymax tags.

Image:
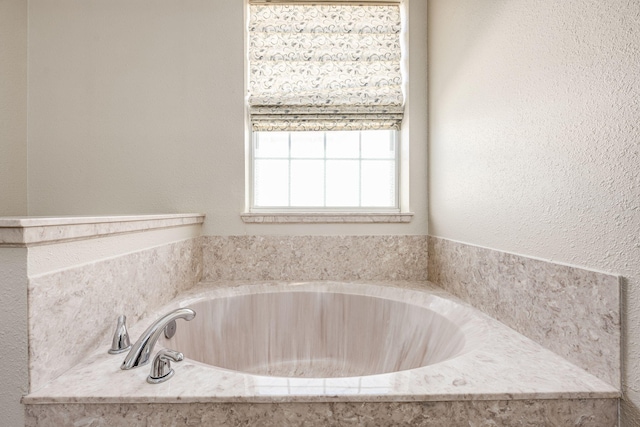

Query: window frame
<box><xmin>243</xmin><ymin>0</ymin><xmax>414</xmax><ymax>223</ymax></box>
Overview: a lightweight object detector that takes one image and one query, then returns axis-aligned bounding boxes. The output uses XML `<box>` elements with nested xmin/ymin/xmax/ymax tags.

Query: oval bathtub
<box><xmin>161</xmin><ymin>282</ymin><xmax>485</xmax><ymax>378</ymax></box>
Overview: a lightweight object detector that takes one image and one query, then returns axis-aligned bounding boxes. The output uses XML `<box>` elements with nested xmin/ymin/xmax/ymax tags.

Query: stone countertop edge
<box><xmin>0</xmin><ymin>213</ymin><xmax>205</xmax><ymax>247</ymax></box>
<box><xmin>23</xmin><ymin>391</ymin><xmax>620</xmax><ymax>406</ymax></box>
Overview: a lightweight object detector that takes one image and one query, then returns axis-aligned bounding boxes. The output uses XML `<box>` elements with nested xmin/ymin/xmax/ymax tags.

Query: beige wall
<box><xmin>27</xmin><ymin>0</ymin><xmax>428</xmax><ymax>236</ymax></box>
<box><xmin>27</xmin><ymin>0</ymin><xmax>245</xmax><ymax>232</ymax></box>
<box><xmin>0</xmin><ymin>0</ymin><xmax>28</xmax><ymax>215</ymax></box>
<box><xmin>0</xmin><ymin>1</ymin><xmax>28</xmax><ymax>424</ymax></box>
<box><xmin>0</xmin><ymin>248</ymin><xmax>28</xmax><ymax>426</ymax></box>
<box><xmin>428</xmin><ymin>0</ymin><xmax>640</xmax><ymax>424</ymax></box>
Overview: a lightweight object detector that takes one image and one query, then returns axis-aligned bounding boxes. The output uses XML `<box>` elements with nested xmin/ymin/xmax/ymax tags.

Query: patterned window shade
<box><xmin>248</xmin><ymin>2</ymin><xmax>404</xmax><ymax>132</ymax></box>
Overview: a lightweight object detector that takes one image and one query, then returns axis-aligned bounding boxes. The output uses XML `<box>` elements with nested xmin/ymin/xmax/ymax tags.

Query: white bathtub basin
<box><xmin>163</xmin><ymin>290</ymin><xmax>471</xmax><ymax>378</ymax></box>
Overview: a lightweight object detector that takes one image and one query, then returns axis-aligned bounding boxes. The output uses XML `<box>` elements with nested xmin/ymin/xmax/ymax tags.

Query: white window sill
<box><xmin>240</xmin><ymin>212</ymin><xmax>413</xmax><ymax>224</ymax></box>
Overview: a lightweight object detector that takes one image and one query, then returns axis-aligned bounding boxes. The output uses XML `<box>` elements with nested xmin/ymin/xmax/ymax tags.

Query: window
<box><xmin>254</xmin><ymin>129</ymin><xmax>397</xmax><ymax>209</ymax></box>
<box><xmin>246</xmin><ymin>0</ymin><xmax>404</xmax><ymax>214</ymax></box>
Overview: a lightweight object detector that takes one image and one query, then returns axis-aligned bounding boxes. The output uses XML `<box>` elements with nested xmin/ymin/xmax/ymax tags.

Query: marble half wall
<box><xmin>28</xmin><ymin>237</ymin><xmax>203</xmax><ymax>391</ymax></box>
<box><xmin>202</xmin><ymin>235</ymin><xmax>428</xmax><ymax>281</ymax></box>
<box><xmin>11</xmin><ymin>214</ymin><xmax>207</xmax><ymax>392</ymax></box>
<box><xmin>427</xmin><ymin>236</ymin><xmax>620</xmax><ymax>388</ymax></box>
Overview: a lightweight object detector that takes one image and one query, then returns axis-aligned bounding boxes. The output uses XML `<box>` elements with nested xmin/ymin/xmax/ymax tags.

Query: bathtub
<box><xmin>24</xmin><ymin>281</ymin><xmax>619</xmax><ymax>426</ymax></box>
<box><xmin>163</xmin><ymin>282</ymin><xmax>483</xmax><ymax>379</ymax></box>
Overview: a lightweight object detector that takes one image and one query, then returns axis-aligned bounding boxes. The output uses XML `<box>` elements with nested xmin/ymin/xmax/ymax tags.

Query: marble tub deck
<box><xmin>23</xmin><ymin>281</ymin><xmax>619</xmax><ymax>425</ymax></box>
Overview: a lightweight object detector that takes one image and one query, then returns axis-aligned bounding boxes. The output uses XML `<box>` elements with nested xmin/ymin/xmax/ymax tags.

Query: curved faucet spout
<box><xmin>121</xmin><ymin>308</ymin><xmax>196</xmax><ymax>370</ymax></box>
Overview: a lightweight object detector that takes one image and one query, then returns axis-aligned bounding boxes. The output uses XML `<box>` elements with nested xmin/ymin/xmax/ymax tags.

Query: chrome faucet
<box><xmin>121</xmin><ymin>308</ymin><xmax>195</xmax><ymax>370</ymax></box>
<box><xmin>147</xmin><ymin>349</ymin><xmax>184</xmax><ymax>384</ymax></box>
<box><xmin>108</xmin><ymin>315</ymin><xmax>132</xmax><ymax>354</ymax></box>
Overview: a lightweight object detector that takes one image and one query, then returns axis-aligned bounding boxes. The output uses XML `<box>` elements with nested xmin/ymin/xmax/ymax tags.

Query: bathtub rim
<box><xmin>161</xmin><ymin>281</ymin><xmax>489</xmax><ymax>378</ymax></box>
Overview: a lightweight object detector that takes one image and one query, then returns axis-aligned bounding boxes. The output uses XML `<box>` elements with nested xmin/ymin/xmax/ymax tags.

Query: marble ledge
<box><xmin>0</xmin><ymin>213</ymin><xmax>205</xmax><ymax>247</ymax></box>
<box><xmin>240</xmin><ymin>212</ymin><xmax>413</xmax><ymax>224</ymax></box>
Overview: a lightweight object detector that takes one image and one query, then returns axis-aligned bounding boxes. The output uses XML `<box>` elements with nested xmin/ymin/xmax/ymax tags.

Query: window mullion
<box><xmin>358</xmin><ymin>131</ymin><xmax>363</xmax><ymax>208</ymax></box>
<box><xmin>323</xmin><ymin>131</ymin><xmax>327</xmax><ymax>208</ymax></box>
<box><xmin>287</xmin><ymin>132</ymin><xmax>292</xmax><ymax>207</ymax></box>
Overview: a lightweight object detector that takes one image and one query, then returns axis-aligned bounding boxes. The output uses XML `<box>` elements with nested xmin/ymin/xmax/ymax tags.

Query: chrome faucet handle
<box><xmin>108</xmin><ymin>315</ymin><xmax>132</xmax><ymax>354</ymax></box>
<box><xmin>147</xmin><ymin>349</ymin><xmax>184</xmax><ymax>384</ymax></box>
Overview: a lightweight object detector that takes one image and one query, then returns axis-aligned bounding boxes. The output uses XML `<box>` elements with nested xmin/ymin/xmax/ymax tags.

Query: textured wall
<box><xmin>428</xmin><ymin>0</ymin><xmax>640</xmax><ymax>423</ymax></box>
<box><xmin>0</xmin><ymin>0</ymin><xmax>28</xmax><ymax>215</ymax></box>
<box><xmin>26</xmin><ymin>0</ymin><xmax>428</xmax><ymax>236</ymax></box>
<box><xmin>0</xmin><ymin>249</ymin><xmax>28</xmax><ymax>426</ymax></box>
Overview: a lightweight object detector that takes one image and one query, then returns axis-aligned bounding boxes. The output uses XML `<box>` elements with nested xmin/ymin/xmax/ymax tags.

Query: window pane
<box><xmin>326</xmin><ymin>131</ymin><xmax>359</xmax><ymax>159</ymax></box>
<box><xmin>291</xmin><ymin>132</ymin><xmax>324</xmax><ymax>158</ymax></box>
<box><xmin>252</xmin><ymin>130</ymin><xmax>397</xmax><ymax>210</ymax></box>
<box><xmin>255</xmin><ymin>132</ymin><xmax>289</xmax><ymax>158</ymax></box>
<box><xmin>326</xmin><ymin>160</ymin><xmax>359</xmax><ymax>207</ymax></box>
<box><xmin>254</xmin><ymin>159</ymin><xmax>289</xmax><ymax>206</ymax></box>
<box><xmin>361</xmin><ymin>130</ymin><xmax>394</xmax><ymax>159</ymax></box>
<box><xmin>361</xmin><ymin>160</ymin><xmax>395</xmax><ymax>207</ymax></box>
<box><xmin>290</xmin><ymin>160</ymin><xmax>324</xmax><ymax>206</ymax></box>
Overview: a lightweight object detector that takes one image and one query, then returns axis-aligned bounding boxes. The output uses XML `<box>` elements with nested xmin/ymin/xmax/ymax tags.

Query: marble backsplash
<box><xmin>28</xmin><ymin>237</ymin><xmax>203</xmax><ymax>391</ymax></box>
<box><xmin>427</xmin><ymin>236</ymin><xmax>620</xmax><ymax>388</ymax></box>
<box><xmin>202</xmin><ymin>235</ymin><xmax>428</xmax><ymax>281</ymax></box>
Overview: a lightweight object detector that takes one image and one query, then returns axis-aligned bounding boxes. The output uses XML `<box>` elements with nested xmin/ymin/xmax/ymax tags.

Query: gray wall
<box><xmin>0</xmin><ymin>248</ymin><xmax>28</xmax><ymax>426</ymax></box>
<box><xmin>0</xmin><ymin>1</ymin><xmax>28</xmax><ymax>423</ymax></box>
<box><xmin>25</xmin><ymin>0</ymin><xmax>428</xmax><ymax>236</ymax></box>
<box><xmin>0</xmin><ymin>0</ymin><xmax>28</xmax><ymax>215</ymax></box>
<box><xmin>428</xmin><ymin>0</ymin><xmax>640</xmax><ymax>424</ymax></box>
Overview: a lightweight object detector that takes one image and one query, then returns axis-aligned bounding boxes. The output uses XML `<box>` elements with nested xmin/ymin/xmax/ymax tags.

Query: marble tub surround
<box><xmin>0</xmin><ymin>213</ymin><xmax>205</xmax><ymax>247</ymax></box>
<box><xmin>23</xmin><ymin>282</ymin><xmax>618</xmax><ymax>410</ymax></box>
<box><xmin>427</xmin><ymin>236</ymin><xmax>620</xmax><ymax>389</ymax></box>
<box><xmin>202</xmin><ymin>235</ymin><xmax>428</xmax><ymax>281</ymax></box>
<box><xmin>24</xmin><ymin>399</ymin><xmax>618</xmax><ymax>427</ymax></box>
<box><xmin>28</xmin><ymin>237</ymin><xmax>203</xmax><ymax>391</ymax></box>
<box><xmin>0</xmin><ymin>214</ymin><xmax>205</xmax><ymax>426</ymax></box>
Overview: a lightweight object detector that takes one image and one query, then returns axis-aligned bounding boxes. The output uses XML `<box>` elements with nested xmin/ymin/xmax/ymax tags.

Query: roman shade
<box><xmin>248</xmin><ymin>1</ymin><xmax>404</xmax><ymax>132</ymax></box>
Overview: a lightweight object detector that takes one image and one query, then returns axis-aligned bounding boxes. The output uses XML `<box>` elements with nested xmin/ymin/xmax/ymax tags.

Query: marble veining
<box><xmin>427</xmin><ymin>236</ymin><xmax>621</xmax><ymax>389</ymax></box>
<box><xmin>28</xmin><ymin>237</ymin><xmax>203</xmax><ymax>391</ymax></box>
<box><xmin>202</xmin><ymin>235</ymin><xmax>428</xmax><ymax>281</ymax></box>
